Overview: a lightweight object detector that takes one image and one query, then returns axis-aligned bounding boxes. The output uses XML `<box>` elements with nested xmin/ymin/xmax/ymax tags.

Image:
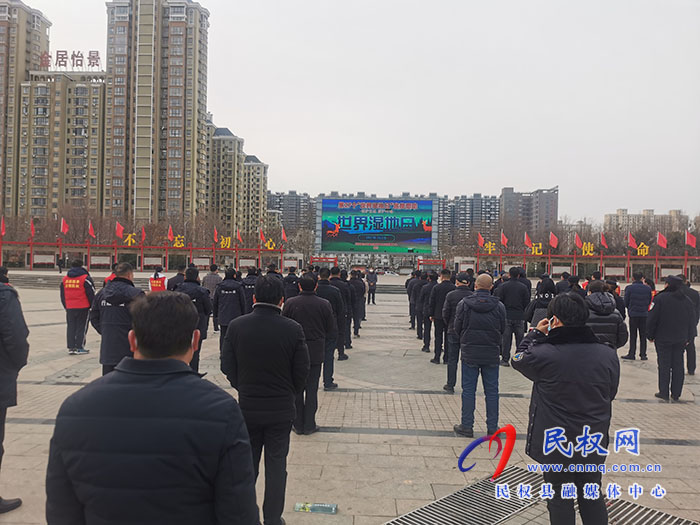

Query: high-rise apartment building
<box><xmin>0</xmin><ymin>0</ymin><xmax>50</xmax><ymax>216</ymax></box>
<box><xmin>500</xmin><ymin>186</ymin><xmax>558</xmax><ymax>234</ymax></box>
<box><xmin>237</xmin><ymin>155</ymin><xmax>268</xmax><ymax>234</ymax></box>
<box><xmin>19</xmin><ymin>71</ymin><xmax>105</xmax><ymax>217</ymax></box>
<box><xmin>604</xmin><ymin>209</ymin><xmax>689</xmax><ymax>233</ymax></box>
<box><xmin>104</xmin><ymin>0</ymin><xmax>209</xmax><ymax>221</ymax></box>
<box><xmin>267</xmin><ymin>190</ymin><xmax>315</xmax><ymax>237</ymax></box>
<box><xmin>207</xmin><ymin>126</ymin><xmax>244</xmax><ymax>232</ymax></box>
<box><xmin>437</xmin><ymin>193</ymin><xmax>500</xmax><ymax>249</ymax></box>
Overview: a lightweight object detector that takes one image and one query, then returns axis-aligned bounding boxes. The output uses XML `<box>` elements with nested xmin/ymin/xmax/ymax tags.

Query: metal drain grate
<box><xmin>385</xmin><ymin>466</ymin><xmax>542</xmax><ymax>525</ymax></box>
<box><xmin>606</xmin><ymin>498</ymin><xmax>698</xmax><ymax>525</ymax></box>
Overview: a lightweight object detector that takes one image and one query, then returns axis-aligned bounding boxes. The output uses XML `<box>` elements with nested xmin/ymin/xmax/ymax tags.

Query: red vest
<box><xmin>104</xmin><ymin>273</ymin><xmax>116</xmax><ymax>286</ymax></box>
<box><xmin>63</xmin><ymin>274</ymin><xmax>90</xmax><ymax>309</ymax></box>
<box><xmin>149</xmin><ymin>276</ymin><xmax>167</xmax><ymax>292</ymax></box>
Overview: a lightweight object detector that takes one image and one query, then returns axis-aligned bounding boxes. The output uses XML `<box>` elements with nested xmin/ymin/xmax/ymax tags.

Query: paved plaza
<box><xmin>1</xmin><ymin>276</ymin><xmax>700</xmax><ymax>524</ymax></box>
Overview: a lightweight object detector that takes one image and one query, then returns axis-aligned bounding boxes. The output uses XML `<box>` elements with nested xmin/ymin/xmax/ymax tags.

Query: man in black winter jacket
<box><xmin>441</xmin><ymin>272</ymin><xmax>473</xmax><ymax>393</ymax></box>
<box><xmin>0</xmin><ymin>273</ymin><xmax>29</xmax><ymax>515</ymax></box>
<box><xmin>166</xmin><ymin>264</ymin><xmax>186</xmax><ymax>291</ymax></box>
<box><xmin>428</xmin><ymin>268</ymin><xmax>456</xmax><ymax>364</ymax></box>
<box><xmin>512</xmin><ymin>293</ymin><xmax>619</xmax><ymax>525</ymax></box>
<box><xmin>452</xmin><ymin>274</ymin><xmax>505</xmax><ymax>437</ymax></box>
<box><xmin>283</xmin><ymin>267</ymin><xmax>299</xmax><ymax>301</ymax></box>
<box><xmin>330</xmin><ymin>267</ymin><xmax>353</xmax><ymax>350</ymax></box>
<box><xmin>585</xmin><ymin>281</ymin><xmax>629</xmax><ymax>349</ymax></box>
<box><xmin>419</xmin><ymin>272</ymin><xmax>438</xmax><ymax>353</ymax></box>
<box><xmin>47</xmin><ymin>292</ymin><xmax>259</xmax><ymax>525</ymax></box>
<box><xmin>411</xmin><ymin>273</ymin><xmax>428</xmax><ymax>338</ymax></box>
<box><xmin>317</xmin><ymin>268</ymin><xmax>345</xmax><ymax>384</ymax></box>
<box><xmin>623</xmin><ymin>272</ymin><xmax>653</xmax><ymax>360</ymax></box>
<box><xmin>241</xmin><ymin>267</ymin><xmax>257</xmax><ymax>312</ymax></box>
<box><xmin>678</xmin><ymin>274</ymin><xmax>700</xmax><ymax>375</ymax></box>
<box><xmin>222</xmin><ymin>275</ymin><xmax>309</xmax><ymax>525</ymax></box>
<box><xmin>406</xmin><ymin>271</ymin><xmax>419</xmax><ymax>329</ymax></box>
<box><xmin>213</xmin><ymin>267</ymin><xmax>248</xmax><ymax>354</ymax></box>
<box><xmin>494</xmin><ymin>267</ymin><xmax>530</xmax><ymax>365</ymax></box>
<box><xmin>647</xmin><ymin>276</ymin><xmax>696</xmax><ymax>401</ymax></box>
<box><xmin>348</xmin><ymin>271</ymin><xmax>366</xmax><ymax>336</ymax></box>
<box><xmin>284</xmin><ymin>276</ymin><xmax>335</xmax><ymax>434</ymax></box>
<box><xmin>175</xmin><ymin>268</ymin><xmax>212</xmax><ymax>373</ymax></box>
<box><xmin>90</xmin><ymin>263</ymin><xmax>144</xmax><ymax>375</ymax></box>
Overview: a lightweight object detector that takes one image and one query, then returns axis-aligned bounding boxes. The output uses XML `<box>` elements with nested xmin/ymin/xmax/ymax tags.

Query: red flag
<box><xmin>60</xmin><ymin>218</ymin><xmax>69</xmax><ymax>235</ymax></box>
<box><xmin>477</xmin><ymin>232</ymin><xmax>485</xmax><ymax>248</ymax></box>
<box><xmin>281</xmin><ymin>227</ymin><xmax>287</xmax><ymax>243</ymax></box>
<box><xmin>524</xmin><ymin>232</ymin><xmax>532</xmax><ymax>248</ymax></box>
<box><xmin>214</xmin><ymin>227</ymin><xmax>219</xmax><ymax>243</ymax></box>
<box><xmin>88</xmin><ymin>220</ymin><xmax>95</xmax><ymax>239</ymax></box>
<box><xmin>30</xmin><ymin>218</ymin><xmax>35</xmax><ymax>238</ymax></box>
<box><xmin>141</xmin><ymin>226</ymin><xmax>146</xmax><ymax>243</ymax></box>
<box><xmin>657</xmin><ymin>232</ymin><xmax>667</xmax><ymax>249</ymax></box>
<box><xmin>115</xmin><ymin>221</ymin><xmax>124</xmax><ymax>239</ymax></box>
<box><xmin>167</xmin><ymin>225</ymin><xmax>174</xmax><ymax>242</ymax></box>
<box><xmin>260</xmin><ymin>228</ymin><xmax>266</xmax><ymax>244</ymax></box>
<box><xmin>687</xmin><ymin>230</ymin><xmax>697</xmax><ymax>249</ymax></box>
<box><xmin>600</xmin><ymin>232</ymin><xmax>608</xmax><ymax>249</ymax></box>
<box><xmin>628</xmin><ymin>232</ymin><xmax>638</xmax><ymax>250</ymax></box>
<box><xmin>575</xmin><ymin>232</ymin><xmax>583</xmax><ymax>249</ymax></box>
<box><xmin>549</xmin><ymin>232</ymin><xmax>559</xmax><ymax>249</ymax></box>
<box><xmin>0</xmin><ymin>216</ymin><xmax>5</xmax><ymax>237</ymax></box>
<box><xmin>500</xmin><ymin>230</ymin><xmax>508</xmax><ymax>247</ymax></box>
<box><xmin>237</xmin><ymin>228</ymin><xmax>243</xmax><ymax>244</ymax></box>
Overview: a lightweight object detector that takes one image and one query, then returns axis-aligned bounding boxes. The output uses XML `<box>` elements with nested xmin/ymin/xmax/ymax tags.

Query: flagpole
<box><xmin>654</xmin><ymin>249</ymin><xmax>659</xmax><ymax>282</ymax></box>
<box><xmin>684</xmin><ymin>250</ymin><xmax>689</xmax><ymax>279</ymax></box>
<box><xmin>86</xmin><ymin>237</ymin><xmax>91</xmax><ymax>271</ymax></box>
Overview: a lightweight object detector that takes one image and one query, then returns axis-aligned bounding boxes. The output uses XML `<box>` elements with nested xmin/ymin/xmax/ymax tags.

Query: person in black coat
<box><xmin>0</xmin><ymin>272</ymin><xmax>29</xmax><ymax>514</ymax></box>
<box><xmin>494</xmin><ymin>267</ymin><xmax>530</xmax><ymax>365</ymax></box>
<box><xmin>47</xmin><ymin>292</ymin><xmax>259</xmax><ymax>525</ymax></box>
<box><xmin>213</xmin><ymin>267</ymin><xmax>248</xmax><ymax>354</ymax></box>
<box><xmin>283</xmin><ymin>267</ymin><xmax>299</xmax><ymax>301</ymax></box>
<box><xmin>555</xmin><ymin>272</ymin><xmax>571</xmax><ymax>294</ymax></box>
<box><xmin>678</xmin><ymin>274</ymin><xmax>700</xmax><ymax>375</ymax></box>
<box><xmin>348</xmin><ymin>271</ymin><xmax>366</xmax><ymax>336</ymax></box>
<box><xmin>407</xmin><ymin>271</ymin><xmax>425</xmax><ymax>331</ymax></box>
<box><xmin>175</xmin><ymin>268</ymin><xmax>212</xmax><ymax>373</ymax></box>
<box><xmin>525</xmin><ymin>278</ymin><xmax>556</xmax><ymax>328</ymax></box>
<box><xmin>605</xmin><ymin>279</ymin><xmax>626</xmax><ymax>320</ymax></box>
<box><xmin>241</xmin><ymin>267</ymin><xmax>257</xmax><ymax>312</ymax></box>
<box><xmin>339</xmin><ymin>269</ymin><xmax>354</xmax><ymax>348</ymax></box>
<box><xmin>428</xmin><ymin>268</ymin><xmax>456</xmax><ymax>364</ymax></box>
<box><xmin>623</xmin><ymin>272</ymin><xmax>653</xmax><ymax>360</ymax></box>
<box><xmin>647</xmin><ymin>276</ymin><xmax>697</xmax><ymax>401</ymax></box>
<box><xmin>419</xmin><ymin>272</ymin><xmax>438</xmax><ymax>353</ymax></box>
<box><xmin>585</xmin><ymin>281</ymin><xmax>629</xmax><ymax>349</ymax></box>
<box><xmin>221</xmin><ymin>275</ymin><xmax>309</xmax><ymax>525</ymax></box>
<box><xmin>316</xmin><ymin>268</ymin><xmax>345</xmax><ymax>385</ymax></box>
<box><xmin>452</xmin><ymin>274</ymin><xmax>505</xmax><ymax>437</ymax></box>
<box><xmin>166</xmin><ymin>264</ymin><xmax>186</xmax><ymax>291</ymax></box>
<box><xmin>283</xmin><ymin>276</ymin><xmax>336</xmax><ymax>434</ymax></box>
<box><xmin>90</xmin><ymin>263</ymin><xmax>144</xmax><ymax>375</ymax></box>
<box><xmin>441</xmin><ymin>273</ymin><xmax>473</xmax><ymax>393</ymax></box>
<box><xmin>330</xmin><ymin>267</ymin><xmax>352</xmax><ymax>351</ymax></box>
<box><xmin>512</xmin><ymin>293</ymin><xmax>619</xmax><ymax>525</ymax></box>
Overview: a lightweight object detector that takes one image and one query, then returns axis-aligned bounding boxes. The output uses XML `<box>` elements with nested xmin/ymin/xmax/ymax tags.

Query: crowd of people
<box><xmin>0</xmin><ymin>261</ymin><xmax>380</xmax><ymax>523</ymax></box>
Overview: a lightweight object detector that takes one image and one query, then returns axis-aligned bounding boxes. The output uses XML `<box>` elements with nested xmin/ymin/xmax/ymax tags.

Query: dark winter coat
<box><xmin>406</xmin><ymin>278</ymin><xmax>421</xmax><ymax>303</ymax></box>
<box><xmin>512</xmin><ymin>326</ymin><xmax>620</xmax><ymax>466</ymax></box>
<box><xmin>221</xmin><ymin>303</ymin><xmax>310</xmax><ymax>425</ymax></box>
<box><xmin>316</xmin><ymin>279</ymin><xmax>344</xmax><ymax>325</ymax></box>
<box><xmin>442</xmin><ymin>287</ymin><xmax>473</xmax><ymax>335</ymax></box>
<box><xmin>555</xmin><ymin>279</ymin><xmax>571</xmax><ymax>294</ymax></box>
<box><xmin>175</xmin><ymin>280</ymin><xmax>213</xmax><ymax>341</ymax></box>
<box><xmin>166</xmin><ymin>273</ymin><xmax>185</xmax><ymax>291</ymax></box>
<box><xmin>419</xmin><ymin>280</ymin><xmax>437</xmax><ymax>316</ymax></box>
<box><xmin>283</xmin><ymin>273</ymin><xmax>300</xmax><ymax>300</ymax></box>
<box><xmin>681</xmin><ymin>285</ymin><xmax>700</xmax><ymax>325</ymax></box>
<box><xmin>585</xmin><ymin>292</ymin><xmax>629</xmax><ymax>349</ymax></box>
<box><xmin>612</xmin><ymin>293</ymin><xmax>626</xmax><ymax>320</ymax></box>
<box><xmin>647</xmin><ymin>289</ymin><xmax>697</xmax><ymax>344</ymax></box>
<box><xmin>0</xmin><ymin>284</ymin><xmax>29</xmax><ymax>408</ymax></box>
<box><xmin>410</xmin><ymin>279</ymin><xmax>428</xmax><ymax>306</ymax></box>
<box><xmin>524</xmin><ymin>293</ymin><xmax>555</xmax><ymax>327</ymax></box>
<box><xmin>330</xmin><ymin>277</ymin><xmax>352</xmax><ymax>315</ymax></box>
<box><xmin>495</xmin><ymin>279</ymin><xmax>530</xmax><ymax>320</ymax></box>
<box><xmin>366</xmin><ymin>271</ymin><xmax>378</xmax><ymax>287</ymax></box>
<box><xmin>453</xmin><ymin>290</ymin><xmax>506</xmax><ymax>366</ymax></box>
<box><xmin>624</xmin><ymin>280</ymin><xmax>652</xmax><ymax>317</ymax></box>
<box><xmin>90</xmin><ymin>278</ymin><xmax>145</xmax><ymax>365</ymax></box>
<box><xmin>241</xmin><ymin>275</ymin><xmax>257</xmax><ymax>312</ymax></box>
<box><xmin>349</xmin><ymin>277</ymin><xmax>366</xmax><ymax>308</ymax></box>
<box><xmin>213</xmin><ymin>278</ymin><xmax>248</xmax><ymax>327</ymax></box>
<box><xmin>46</xmin><ymin>358</ymin><xmax>259</xmax><ymax>525</ymax></box>
<box><xmin>283</xmin><ymin>292</ymin><xmax>336</xmax><ymax>365</ymax></box>
<box><xmin>59</xmin><ymin>267</ymin><xmax>96</xmax><ymax>309</ymax></box>
<box><xmin>428</xmin><ymin>280</ymin><xmax>456</xmax><ymax>320</ymax></box>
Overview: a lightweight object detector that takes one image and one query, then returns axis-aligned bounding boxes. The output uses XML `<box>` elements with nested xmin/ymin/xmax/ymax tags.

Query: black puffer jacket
<box><xmin>175</xmin><ymin>281</ymin><xmax>213</xmax><ymax>341</ymax></box>
<box><xmin>213</xmin><ymin>278</ymin><xmax>248</xmax><ymax>327</ymax></box>
<box><xmin>585</xmin><ymin>292</ymin><xmax>629</xmax><ymax>349</ymax></box>
<box><xmin>90</xmin><ymin>278</ymin><xmax>145</xmax><ymax>365</ymax></box>
<box><xmin>453</xmin><ymin>290</ymin><xmax>506</xmax><ymax>366</ymax></box>
<box><xmin>647</xmin><ymin>289</ymin><xmax>696</xmax><ymax>344</ymax></box>
<box><xmin>283</xmin><ymin>273</ymin><xmax>299</xmax><ymax>300</ymax></box>
<box><xmin>442</xmin><ymin>287</ymin><xmax>473</xmax><ymax>335</ymax></box>
<box><xmin>0</xmin><ymin>284</ymin><xmax>29</xmax><ymax>408</ymax></box>
<box><xmin>512</xmin><ymin>326</ymin><xmax>620</xmax><ymax>466</ymax></box>
<box><xmin>46</xmin><ymin>358</ymin><xmax>259</xmax><ymax>524</ymax></box>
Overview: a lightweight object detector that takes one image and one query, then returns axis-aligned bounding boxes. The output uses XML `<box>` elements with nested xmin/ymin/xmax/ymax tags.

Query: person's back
<box><xmin>241</xmin><ymin>270</ymin><xmax>257</xmax><ymax>311</ymax></box>
<box><xmin>201</xmin><ymin>265</ymin><xmax>222</xmax><ymax>298</ymax></box>
<box><xmin>585</xmin><ymin>289</ymin><xmax>629</xmax><ymax>349</ymax></box>
<box><xmin>46</xmin><ymin>292</ymin><xmax>259</xmax><ymax>525</ymax></box>
<box><xmin>555</xmin><ymin>273</ymin><xmax>571</xmax><ymax>294</ymax></box>
<box><xmin>624</xmin><ymin>278</ymin><xmax>652</xmax><ymax>317</ymax></box>
<box><xmin>495</xmin><ymin>274</ymin><xmax>530</xmax><ymax>319</ymax></box>
<box><xmin>283</xmin><ymin>270</ymin><xmax>299</xmax><ymax>300</ymax></box>
<box><xmin>167</xmin><ymin>266</ymin><xmax>186</xmax><ymax>291</ymax></box>
<box><xmin>175</xmin><ymin>269</ymin><xmax>212</xmax><ymax>372</ymax></box>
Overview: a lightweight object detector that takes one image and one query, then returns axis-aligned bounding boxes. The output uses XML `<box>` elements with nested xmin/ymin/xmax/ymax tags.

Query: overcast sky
<box><xmin>30</xmin><ymin>0</ymin><xmax>700</xmax><ymax>222</ymax></box>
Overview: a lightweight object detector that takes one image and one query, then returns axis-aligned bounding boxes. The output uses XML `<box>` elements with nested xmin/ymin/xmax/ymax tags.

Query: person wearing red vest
<box><xmin>148</xmin><ymin>266</ymin><xmax>167</xmax><ymax>293</ymax></box>
<box><xmin>60</xmin><ymin>260</ymin><xmax>96</xmax><ymax>356</ymax></box>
